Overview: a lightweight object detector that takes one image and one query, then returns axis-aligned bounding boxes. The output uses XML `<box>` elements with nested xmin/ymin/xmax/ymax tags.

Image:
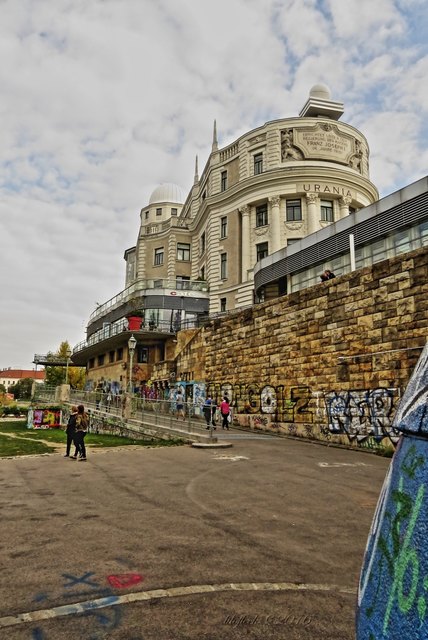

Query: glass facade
<box><xmin>290</xmin><ymin>222</ymin><xmax>428</xmax><ymax>293</ymax></box>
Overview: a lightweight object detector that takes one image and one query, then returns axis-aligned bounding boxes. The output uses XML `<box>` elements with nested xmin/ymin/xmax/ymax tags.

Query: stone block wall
<box><xmin>174</xmin><ymin>246</ymin><xmax>428</xmax><ymax>452</ymax></box>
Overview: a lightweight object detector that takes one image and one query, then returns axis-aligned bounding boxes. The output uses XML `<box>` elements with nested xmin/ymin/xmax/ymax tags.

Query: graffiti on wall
<box><xmin>206</xmin><ymin>382</ymin><xmax>313</xmax><ymax>424</ymax></box>
<box><xmin>205</xmin><ymin>381</ymin><xmax>402</xmax><ymax>448</ymax></box>
<box><xmin>324</xmin><ymin>388</ymin><xmax>401</xmax><ymax>445</ymax></box>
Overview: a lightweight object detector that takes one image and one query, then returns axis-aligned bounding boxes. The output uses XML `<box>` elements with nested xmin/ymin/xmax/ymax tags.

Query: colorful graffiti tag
<box><xmin>356</xmin><ymin>343</ymin><xmax>428</xmax><ymax>639</ymax></box>
<box><xmin>205</xmin><ymin>381</ymin><xmax>402</xmax><ymax>447</ymax></box>
<box><xmin>206</xmin><ymin>382</ymin><xmax>313</xmax><ymax>423</ymax></box>
<box><xmin>28</xmin><ymin>407</ymin><xmax>62</xmax><ymax>429</ymax></box>
<box><xmin>30</xmin><ymin>567</ymin><xmax>143</xmax><ymax>638</ymax></box>
<box><xmin>324</xmin><ymin>388</ymin><xmax>401</xmax><ymax>445</ymax></box>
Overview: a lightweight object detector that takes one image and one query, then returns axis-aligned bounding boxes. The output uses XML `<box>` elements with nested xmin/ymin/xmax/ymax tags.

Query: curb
<box><xmin>191</xmin><ymin>441</ymin><xmax>233</xmax><ymax>449</ymax></box>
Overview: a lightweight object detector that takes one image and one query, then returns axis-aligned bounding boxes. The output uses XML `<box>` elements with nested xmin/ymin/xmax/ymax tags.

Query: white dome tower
<box><xmin>148</xmin><ymin>183</ymin><xmax>187</xmax><ymax>205</ymax></box>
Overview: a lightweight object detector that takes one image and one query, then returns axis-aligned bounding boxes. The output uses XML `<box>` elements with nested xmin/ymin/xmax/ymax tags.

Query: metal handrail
<box><xmin>68</xmin><ymin>390</ymin><xmax>215</xmax><ymax>438</ymax></box>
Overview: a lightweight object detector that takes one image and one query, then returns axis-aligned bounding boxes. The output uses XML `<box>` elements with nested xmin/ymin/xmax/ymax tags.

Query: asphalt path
<box><xmin>0</xmin><ymin>430</ymin><xmax>390</xmax><ymax>640</ymax></box>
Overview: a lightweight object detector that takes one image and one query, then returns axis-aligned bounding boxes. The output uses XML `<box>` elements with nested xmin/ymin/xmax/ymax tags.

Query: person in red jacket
<box><xmin>220</xmin><ymin>396</ymin><xmax>231</xmax><ymax>430</ymax></box>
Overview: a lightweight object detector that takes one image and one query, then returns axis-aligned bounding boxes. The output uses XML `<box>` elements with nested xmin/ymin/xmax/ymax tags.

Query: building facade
<box><xmin>126</xmin><ymin>83</ymin><xmax>378</xmax><ymax>312</ymax></box>
<box><xmin>0</xmin><ymin>369</ymin><xmax>45</xmax><ymax>389</ymax></box>
<box><xmin>72</xmin><ymin>84</ymin><xmax>379</xmax><ymax>391</ymax></box>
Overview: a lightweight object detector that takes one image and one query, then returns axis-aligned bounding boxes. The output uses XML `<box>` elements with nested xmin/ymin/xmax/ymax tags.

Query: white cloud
<box><xmin>0</xmin><ymin>0</ymin><xmax>427</xmax><ymax>368</ymax></box>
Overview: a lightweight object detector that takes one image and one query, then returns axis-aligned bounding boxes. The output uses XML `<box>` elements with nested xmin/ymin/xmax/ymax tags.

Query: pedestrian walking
<box><xmin>71</xmin><ymin>404</ymin><xmax>89</xmax><ymax>461</ymax></box>
<box><xmin>64</xmin><ymin>405</ymin><xmax>78</xmax><ymax>457</ymax></box>
<box><xmin>220</xmin><ymin>396</ymin><xmax>231</xmax><ymax>430</ymax></box>
<box><xmin>175</xmin><ymin>390</ymin><xmax>185</xmax><ymax>421</ymax></box>
<box><xmin>203</xmin><ymin>396</ymin><xmax>216</xmax><ymax>430</ymax></box>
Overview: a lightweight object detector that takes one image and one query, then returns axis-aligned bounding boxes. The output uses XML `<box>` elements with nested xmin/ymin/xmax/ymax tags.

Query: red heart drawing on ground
<box><xmin>107</xmin><ymin>573</ymin><xmax>144</xmax><ymax>589</ymax></box>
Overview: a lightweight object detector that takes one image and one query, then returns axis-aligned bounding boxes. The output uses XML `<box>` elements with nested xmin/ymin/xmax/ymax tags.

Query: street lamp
<box><xmin>128</xmin><ymin>334</ymin><xmax>137</xmax><ymax>394</ymax></box>
<box><xmin>65</xmin><ymin>348</ymin><xmax>72</xmax><ymax>385</ymax></box>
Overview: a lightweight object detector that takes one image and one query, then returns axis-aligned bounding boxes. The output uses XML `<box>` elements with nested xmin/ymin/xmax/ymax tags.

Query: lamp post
<box><xmin>65</xmin><ymin>348</ymin><xmax>72</xmax><ymax>385</ymax></box>
<box><xmin>128</xmin><ymin>334</ymin><xmax>137</xmax><ymax>394</ymax></box>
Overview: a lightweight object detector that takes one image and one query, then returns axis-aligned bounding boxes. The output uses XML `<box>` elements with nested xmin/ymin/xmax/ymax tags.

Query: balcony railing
<box><xmin>72</xmin><ymin>316</ymin><xmax>204</xmax><ymax>356</ymax></box>
<box><xmin>143</xmin><ymin>218</ymin><xmax>189</xmax><ymax>235</ymax></box>
<box><xmin>89</xmin><ymin>278</ymin><xmax>209</xmax><ymax>324</ymax></box>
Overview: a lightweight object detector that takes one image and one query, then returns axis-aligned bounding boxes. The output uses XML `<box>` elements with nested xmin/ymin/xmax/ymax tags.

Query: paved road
<box><xmin>0</xmin><ymin>432</ymin><xmax>390</xmax><ymax>639</ymax></box>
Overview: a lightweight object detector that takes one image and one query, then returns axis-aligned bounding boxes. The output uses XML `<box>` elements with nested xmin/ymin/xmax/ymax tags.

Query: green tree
<box><xmin>44</xmin><ymin>341</ymin><xmax>86</xmax><ymax>389</ymax></box>
<box><xmin>8</xmin><ymin>378</ymin><xmax>33</xmax><ymax>399</ymax></box>
<box><xmin>0</xmin><ymin>384</ymin><xmax>5</xmax><ymax>393</ymax></box>
<box><xmin>68</xmin><ymin>366</ymin><xmax>86</xmax><ymax>390</ymax></box>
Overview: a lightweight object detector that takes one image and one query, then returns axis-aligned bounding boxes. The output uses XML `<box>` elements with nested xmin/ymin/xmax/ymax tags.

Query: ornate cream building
<box><xmin>72</xmin><ymin>84</ymin><xmax>379</xmax><ymax>390</ymax></box>
<box><xmin>127</xmin><ymin>83</ymin><xmax>378</xmax><ymax>311</ymax></box>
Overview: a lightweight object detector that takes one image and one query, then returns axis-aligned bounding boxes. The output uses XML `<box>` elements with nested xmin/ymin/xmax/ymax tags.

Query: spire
<box><xmin>194</xmin><ymin>154</ymin><xmax>199</xmax><ymax>184</ymax></box>
<box><xmin>212</xmin><ymin>119</ymin><xmax>218</xmax><ymax>152</ymax></box>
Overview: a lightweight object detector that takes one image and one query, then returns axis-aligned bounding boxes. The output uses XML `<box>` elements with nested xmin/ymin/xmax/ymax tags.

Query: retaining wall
<box><xmin>174</xmin><ymin>246</ymin><xmax>428</xmax><ymax>453</ymax></box>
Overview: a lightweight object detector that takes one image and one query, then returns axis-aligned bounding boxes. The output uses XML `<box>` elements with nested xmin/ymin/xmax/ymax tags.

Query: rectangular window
<box><xmin>220</xmin><ymin>216</ymin><xmax>228</xmax><ymax>238</ymax></box>
<box><xmin>256</xmin><ymin>242</ymin><xmax>269</xmax><ymax>261</ymax></box>
<box><xmin>116</xmin><ymin>348</ymin><xmax>123</xmax><ymax>361</ymax></box>
<box><xmin>220</xmin><ymin>253</ymin><xmax>227</xmax><ymax>279</ymax></box>
<box><xmin>200</xmin><ymin>266</ymin><xmax>205</xmax><ymax>280</ymax></box>
<box><xmin>220</xmin><ymin>298</ymin><xmax>226</xmax><ymax>312</ymax></box>
<box><xmin>145</xmin><ymin>211</ymin><xmax>149</xmax><ymax>220</ymax></box>
<box><xmin>419</xmin><ymin>221</ymin><xmax>428</xmax><ymax>247</ymax></box>
<box><xmin>200</xmin><ymin>232</ymin><xmax>206</xmax><ymax>255</ymax></box>
<box><xmin>286</xmin><ymin>199</ymin><xmax>302</xmax><ymax>221</ymax></box>
<box><xmin>109</xmin><ymin>350</ymin><xmax>115</xmax><ymax>363</ymax></box>
<box><xmin>156</xmin><ymin>208</ymin><xmax>162</xmax><ymax>216</ymax></box>
<box><xmin>394</xmin><ymin>229</ymin><xmax>411</xmax><ymax>255</ymax></box>
<box><xmin>154</xmin><ymin>247</ymin><xmax>164</xmax><ymax>265</ymax></box>
<box><xmin>176</xmin><ymin>276</ymin><xmax>190</xmax><ymax>290</ymax></box>
<box><xmin>320</xmin><ymin>200</ymin><xmax>334</xmax><ymax>222</ymax></box>
<box><xmin>89</xmin><ymin>358</ymin><xmax>95</xmax><ymax>369</ymax></box>
<box><xmin>137</xmin><ymin>346</ymin><xmax>149</xmax><ymax>363</ymax></box>
<box><xmin>97</xmin><ymin>354</ymin><xmax>105</xmax><ymax>366</ymax></box>
<box><xmin>171</xmin><ymin>208</ymin><xmax>177</xmax><ymax>216</ymax></box>
<box><xmin>177</xmin><ymin>242</ymin><xmax>190</xmax><ymax>261</ymax></box>
<box><xmin>221</xmin><ymin>170</ymin><xmax>227</xmax><ymax>192</ymax></box>
<box><xmin>256</xmin><ymin>203</ymin><xmax>268</xmax><ymax>227</ymax></box>
<box><xmin>371</xmin><ymin>238</ymin><xmax>387</xmax><ymax>264</ymax></box>
<box><xmin>254</xmin><ymin>153</ymin><xmax>263</xmax><ymax>175</ymax></box>
<box><xmin>287</xmin><ymin>238</ymin><xmax>302</xmax><ymax>246</ymax></box>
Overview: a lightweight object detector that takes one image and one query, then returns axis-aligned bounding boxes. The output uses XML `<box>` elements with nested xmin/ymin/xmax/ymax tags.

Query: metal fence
<box><xmin>31</xmin><ymin>386</ymin><xmax>220</xmax><ymax>440</ymax></box>
<box><xmin>68</xmin><ymin>389</ymin><xmax>215</xmax><ymax>439</ymax></box>
<box><xmin>32</xmin><ymin>385</ymin><xmax>57</xmax><ymax>403</ymax></box>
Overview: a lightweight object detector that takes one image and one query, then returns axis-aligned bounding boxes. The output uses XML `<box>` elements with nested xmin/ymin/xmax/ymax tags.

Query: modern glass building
<box><xmin>254</xmin><ymin>176</ymin><xmax>428</xmax><ymax>300</ymax></box>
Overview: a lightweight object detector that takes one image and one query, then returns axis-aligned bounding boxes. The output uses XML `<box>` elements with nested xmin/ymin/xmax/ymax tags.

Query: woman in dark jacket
<box><xmin>71</xmin><ymin>404</ymin><xmax>89</xmax><ymax>461</ymax></box>
<box><xmin>64</xmin><ymin>406</ymin><xmax>78</xmax><ymax>457</ymax></box>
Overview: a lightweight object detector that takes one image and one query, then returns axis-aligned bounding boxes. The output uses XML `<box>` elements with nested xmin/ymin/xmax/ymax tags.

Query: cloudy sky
<box><xmin>1</xmin><ymin>0</ymin><xmax>427</xmax><ymax>370</ymax></box>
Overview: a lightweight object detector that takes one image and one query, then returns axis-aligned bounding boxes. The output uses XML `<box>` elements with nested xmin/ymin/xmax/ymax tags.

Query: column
<box><xmin>339</xmin><ymin>195</ymin><xmax>352</xmax><ymax>219</ymax></box>
<box><xmin>305</xmin><ymin>193</ymin><xmax>320</xmax><ymax>235</ymax></box>
<box><xmin>269</xmin><ymin>196</ymin><xmax>281</xmax><ymax>253</ymax></box>
<box><xmin>239</xmin><ymin>205</ymin><xmax>251</xmax><ymax>282</ymax></box>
